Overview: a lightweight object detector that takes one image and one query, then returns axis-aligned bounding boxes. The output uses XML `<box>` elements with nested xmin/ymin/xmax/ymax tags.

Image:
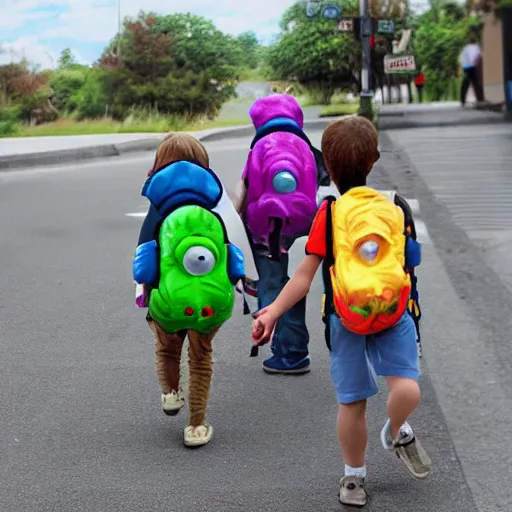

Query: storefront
<box><xmin>480</xmin><ymin>8</ymin><xmax>512</xmax><ymax>114</ymax></box>
<box><xmin>481</xmin><ymin>13</ymin><xmax>504</xmax><ymax>103</ymax></box>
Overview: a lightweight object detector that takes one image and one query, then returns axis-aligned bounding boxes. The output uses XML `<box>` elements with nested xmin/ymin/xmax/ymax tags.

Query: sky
<box><xmin>0</xmin><ymin>0</ymin><xmax>298</xmax><ymax>69</ymax></box>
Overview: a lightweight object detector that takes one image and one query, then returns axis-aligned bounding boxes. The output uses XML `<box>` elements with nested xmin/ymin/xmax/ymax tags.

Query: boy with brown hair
<box><xmin>252</xmin><ymin>116</ymin><xmax>431</xmax><ymax>507</ymax></box>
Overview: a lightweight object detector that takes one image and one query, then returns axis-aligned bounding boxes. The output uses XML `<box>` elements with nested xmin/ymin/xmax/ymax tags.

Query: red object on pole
<box><xmin>370</xmin><ymin>36</ymin><xmax>375</xmax><ymax>49</ymax></box>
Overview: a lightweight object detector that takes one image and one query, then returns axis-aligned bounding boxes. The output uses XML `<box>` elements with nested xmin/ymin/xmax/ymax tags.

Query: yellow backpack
<box><xmin>328</xmin><ymin>186</ymin><xmax>411</xmax><ymax>335</ymax></box>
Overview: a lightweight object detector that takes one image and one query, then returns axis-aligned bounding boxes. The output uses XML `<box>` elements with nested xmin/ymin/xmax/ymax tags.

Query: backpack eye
<box><xmin>183</xmin><ymin>246</ymin><xmax>216</xmax><ymax>276</ymax></box>
<box><xmin>273</xmin><ymin>171</ymin><xmax>297</xmax><ymax>194</ymax></box>
<box><xmin>358</xmin><ymin>240</ymin><xmax>380</xmax><ymax>264</ymax></box>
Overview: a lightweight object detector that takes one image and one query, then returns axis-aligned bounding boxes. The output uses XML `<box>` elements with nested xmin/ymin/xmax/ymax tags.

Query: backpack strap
<box><xmin>250</xmin><ymin>120</ymin><xmax>312</xmax><ymax>149</ymax></box>
<box><xmin>321</xmin><ymin>196</ymin><xmax>337</xmax><ymax>351</ymax></box>
<box><xmin>394</xmin><ymin>194</ymin><xmax>422</xmax><ymax>342</ymax></box>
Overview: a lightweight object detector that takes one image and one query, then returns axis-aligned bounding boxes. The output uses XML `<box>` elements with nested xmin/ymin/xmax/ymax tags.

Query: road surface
<box><xmin>0</xmin><ymin>130</ymin><xmax>482</xmax><ymax>511</ymax></box>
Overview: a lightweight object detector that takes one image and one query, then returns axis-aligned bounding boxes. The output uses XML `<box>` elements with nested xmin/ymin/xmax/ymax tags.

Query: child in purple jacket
<box><xmin>234</xmin><ymin>94</ymin><xmax>329</xmax><ymax>374</ymax></box>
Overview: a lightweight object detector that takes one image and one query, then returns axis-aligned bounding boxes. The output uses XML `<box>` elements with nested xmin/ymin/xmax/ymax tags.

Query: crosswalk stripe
<box><xmin>125</xmin><ymin>196</ymin><xmax>431</xmax><ymax>242</ymax></box>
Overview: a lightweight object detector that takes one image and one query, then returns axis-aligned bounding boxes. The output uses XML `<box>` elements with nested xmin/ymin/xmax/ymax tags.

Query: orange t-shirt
<box><xmin>305</xmin><ymin>200</ymin><xmax>328</xmax><ymax>259</ymax></box>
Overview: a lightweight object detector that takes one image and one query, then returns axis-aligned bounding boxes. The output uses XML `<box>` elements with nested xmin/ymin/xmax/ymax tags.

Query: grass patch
<box><xmin>319</xmin><ymin>103</ymin><xmax>360</xmax><ymax>117</ymax></box>
<box><xmin>15</xmin><ymin>114</ymin><xmax>250</xmax><ymax>138</ymax></box>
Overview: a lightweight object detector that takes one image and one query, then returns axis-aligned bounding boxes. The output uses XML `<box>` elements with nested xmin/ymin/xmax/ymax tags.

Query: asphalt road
<box><xmin>0</xmin><ymin>130</ymin><xmax>479</xmax><ymax>511</ymax></box>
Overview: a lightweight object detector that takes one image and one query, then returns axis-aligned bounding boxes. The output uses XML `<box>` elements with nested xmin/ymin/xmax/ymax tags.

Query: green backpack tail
<box><xmin>149</xmin><ymin>205</ymin><xmax>235</xmax><ymax>334</ymax></box>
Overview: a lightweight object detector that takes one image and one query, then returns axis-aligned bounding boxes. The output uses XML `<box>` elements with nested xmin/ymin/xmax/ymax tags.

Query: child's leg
<box><xmin>329</xmin><ymin>315</ymin><xmax>377</xmax><ymax>507</ymax></box>
<box><xmin>183</xmin><ymin>327</ymin><xmax>219</xmax><ymax>447</ymax></box>
<box><xmin>254</xmin><ymin>252</ymin><xmax>309</xmax><ymax>373</ymax></box>
<box><xmin>272</xmin><ymin>252</ymin><xmax>309</xmax><ymax>360</ymax></box>
<box><xmin>147</xmin><ymin>318</ymin><xmax>187</xmax><ymax>415</ymax></box>
<box><xmin>370</xmin><ymin>313</ymin><xmax>432</xmax><ymax>478</ymax></box>
<box><xmin>386</xmin><ymin>376</ymin><xmax>420</xmax><ymax>439</ymax></box>
<box><xmin>338</xmin><ymin>400</ymin><xmax>368</xmax><ymax>469</ymax></box>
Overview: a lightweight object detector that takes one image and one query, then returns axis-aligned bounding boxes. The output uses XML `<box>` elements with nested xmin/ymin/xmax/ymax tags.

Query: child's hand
<box><xmin>135</xmin><ymin>283</ymin><xmax>148</xmax><ymax>308</ymax></box>
<box><xmin>252</xmin><ymin>306</ymin><xmax>278</xmax><ymax>345</ymax></box>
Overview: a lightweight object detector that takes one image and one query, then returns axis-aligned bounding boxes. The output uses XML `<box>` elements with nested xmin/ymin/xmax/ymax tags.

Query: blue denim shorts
<box><xmin>329</xmin><ymin>312</ymin><xmax>420</xmax><ymax>404</ymax></box>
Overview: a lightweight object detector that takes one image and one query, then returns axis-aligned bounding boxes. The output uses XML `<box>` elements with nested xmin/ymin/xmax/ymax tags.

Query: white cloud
<box><xmin>0</xmin><ymin>36</ymin><xmax>57</xmax><ymax>69</ymax></box>
<box><xmin>0</xmin><ymin>0</ymin><xmax>295</xmax><ymax>67</ymax></box>
<box><xmin>0</xmin><ymin>37</ymin><xmax>88</xmax><ymax>70</ymax></box>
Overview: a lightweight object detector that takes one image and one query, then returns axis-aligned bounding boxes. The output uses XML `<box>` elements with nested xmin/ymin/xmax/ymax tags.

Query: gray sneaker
<box><xmin>339</xmin><ymin>475</ymin><xmax>367</xmax><ymax>508</ymax></box>
<box><xmin>380</xmin><ymin>419</ymin><xmax>432</xmax><ymax>479</ymax></box>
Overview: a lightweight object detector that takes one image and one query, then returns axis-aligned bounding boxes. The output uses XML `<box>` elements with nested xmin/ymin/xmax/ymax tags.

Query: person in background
<box><xmin>459</xmin><ymin>37</ymin><xmax>484</xmax><ymax>106</ymax></box>
<box><xmin>414</xmin><ymin>68</ymin><xmax>425</xmax><ymax>103</ymax></box>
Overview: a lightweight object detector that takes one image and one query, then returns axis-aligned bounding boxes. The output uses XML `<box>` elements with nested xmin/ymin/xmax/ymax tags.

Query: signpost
<box><xmin>377</xmin><ymin>19</ymin><xmax>395</xmax><ymax>34</ymax></box>
<box><xmin>323</xmin><ymin>4</ymin><xmax>342</xmax><ymax>20</ymax></box>
<box><xmin>306</xmin><ymin>2</ymin><xmax>322</xmax><ymax>18</ymax></box>
<box><xmin>384</xmin><ymin>54</ymin><xmax>416</xmax><ymax>74</ymax></box>
<box><xmin>338</xmin><ymin>18</ymin><xmax>354</xmax><ymax>32</ymax></box>
<box><xmin>305</xmin><ymin>2</ymin><xmax>416</xmax><ymax>113</ymax></box>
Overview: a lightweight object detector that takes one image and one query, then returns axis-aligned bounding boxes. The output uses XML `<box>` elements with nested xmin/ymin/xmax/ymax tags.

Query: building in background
<box><xmin>481</xmin><ymin>12</ymin><xmax>504</xmax><ymax>103</ymax></box>
<box><xmin>478</xmin><ymin>4</ymin><xmax>512</xmax><ymax>114</ymax></box>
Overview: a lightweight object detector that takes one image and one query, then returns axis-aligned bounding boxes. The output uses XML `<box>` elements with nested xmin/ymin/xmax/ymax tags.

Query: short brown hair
<box><xmin>321</xmin><ymin>116</ymin><xmax>379</xmax><ymax>194</ymax></box>
<box><xmin>149</xmin><ymin>132</ymin><xmax>209</xmax><ymax>176</ymax></box>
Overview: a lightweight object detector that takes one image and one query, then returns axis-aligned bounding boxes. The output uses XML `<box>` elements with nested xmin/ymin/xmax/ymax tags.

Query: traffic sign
<box><xmin>378</xmin><ymin>19</ymin><xmax>395</xmax><ymax>34</ymax></box>
<box><xmin>323</xmin><ymin>4</ymin><xmax>342</xmax><ymax>20</ymax></box>
<box><xmin>338</xmin><ymin>18</ymin><xmax>354</xmax><ymax>32</ymax></box>
<box><xmin>384</xmin><ymin>54</ymin><xmax>416</xmax><ymax>74</ymax></box>
<box><xmin>306</xmin><ymin>2</ymin><xmax>322</xmax><ymax>18</ymax></box>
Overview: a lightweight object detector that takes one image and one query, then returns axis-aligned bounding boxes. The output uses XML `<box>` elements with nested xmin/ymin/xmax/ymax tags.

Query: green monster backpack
<box><xmin>149</xmin><ymin>205</ymin><xmax>235</xmax><ymax>334</ymax></box>
<box><xmin>132</xmin><ymin>160</ymin><xmax>246</xmax><ymax>335</ymax></box>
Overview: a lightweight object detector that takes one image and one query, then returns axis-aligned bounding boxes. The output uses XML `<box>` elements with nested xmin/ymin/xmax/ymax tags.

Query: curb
<box><xmin>0</xmin><ymin>118</ymin><xmax>341</xmax><ymax>172</ymax></box>
<box><xmin>378</xmin><ymin>115</ymin><xmax>506</xmax><ymax>131</ymax></box>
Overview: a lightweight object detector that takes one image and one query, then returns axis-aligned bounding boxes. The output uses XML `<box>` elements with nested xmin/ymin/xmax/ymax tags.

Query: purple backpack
<box><xmin>243</xmin><ymin>95</ymin><xmax>319</xmax><ymax>255</ymax></box>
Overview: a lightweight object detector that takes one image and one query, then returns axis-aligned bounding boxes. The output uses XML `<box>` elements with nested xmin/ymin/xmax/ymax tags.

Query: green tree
<box><xmin>98</xmin><ymin>12</ymin><xmax>240</xmax><ymax>119</ymax></box>
<box><xmin>58</xmin><ymin>48</ymin><xmax>79</xmax><ymax>69</ymax></box>
<box><xmin>266</xmin><ymin>0</ymin><xmax>360</xmax><ymax>104</ymax></box>
<box><xmin>237</xmin><ymin>31</ymin><xmax>260</xmax><ymax>69</ymax></box>
<box><xmin>50</xmin><ymin>68</ymin><xmax>88</xmax><ymax>112</ymax></box>
<box><xmin>412</xmin><ymin>1</ymin><xmax>475</xmax><ymax>101</ymax></box>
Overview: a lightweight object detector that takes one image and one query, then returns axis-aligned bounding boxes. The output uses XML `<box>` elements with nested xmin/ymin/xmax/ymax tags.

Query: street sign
<box><xmin>384</xmin><ymin>54</ymin><xmax>416</xmax><ymax>74</ymax></box>
<box><xmin>323</xmin><ymin>4</ymin><xmax>342</xmax><ymax>20</ymax></box>
<box><xmin>306</xmin><ymin>2</ymin><xmax>322</xmax><ymax>18</ymax></box>
<box><xmin>377</xmin><ymin>19</ymin><xmax>395</xmax><ymax>34</ymax></box>
<box><xmin>338</xmin><ymin>18</ymin><xmax>354</xmax><ymax>32</ymax></box>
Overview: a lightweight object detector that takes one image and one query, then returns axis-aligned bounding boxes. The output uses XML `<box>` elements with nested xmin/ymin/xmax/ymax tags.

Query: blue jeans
<box><xmin>254</xmin><ymin>252</ymin><xmax>309</xmax><ymax>360</ymax></box>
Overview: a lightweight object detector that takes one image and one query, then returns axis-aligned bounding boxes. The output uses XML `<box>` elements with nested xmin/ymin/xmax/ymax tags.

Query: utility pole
<box><xmin>116</xmin><ymin>0</ymin><xmax>121</xmax><ymax>62</ymax></box>
<box><xmin>358</xmin><ymin>0</ymin><xmax>374</xmax><ymax>120</ymax></box>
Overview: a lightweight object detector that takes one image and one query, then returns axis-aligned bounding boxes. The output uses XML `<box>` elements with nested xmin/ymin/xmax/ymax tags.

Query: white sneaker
<box><xmin>184</xmin><ymin>424</ymin><xmax>213</xmax><ymax>447</ymax></box>
<box><xmin>380</xmin><ymin>419</ymin><xmax>432</xmax><ymax>479</ymax></box>
<box><xmin>381</xmin><ymin>418</ymin><xmax>411</xmax><ymax>450</ymax></box>
<box><xmin>161</xmin><ymin>389</ymin><xmax>185</xmax><ymax>416</ymax></box>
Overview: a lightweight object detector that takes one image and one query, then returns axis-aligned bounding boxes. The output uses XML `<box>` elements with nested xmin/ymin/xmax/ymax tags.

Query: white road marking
<box><xmin>125</xmin><ymin>196</ymin><xmax>431</xmax><ymax>242</ymax></box>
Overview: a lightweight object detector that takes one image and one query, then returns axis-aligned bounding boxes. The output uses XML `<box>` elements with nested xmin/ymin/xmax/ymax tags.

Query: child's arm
<box><xmin>232</xmin><ymin>179</ymin><xmax>246</xmax><ymax>214</ymax></box>
<box><xmin>133</xmin><ymin>203</ymin><xmax>162</xmax><ymax>307</ymax></box>
<box><xmin>252</xmin><ymin>254</ymin><xmax>322</xmax><ymax>343</ymax></box>
<box><xmin>138</xmin><ymin>203</ymin><xmax>162</xmax><ymax>246</ymax></box>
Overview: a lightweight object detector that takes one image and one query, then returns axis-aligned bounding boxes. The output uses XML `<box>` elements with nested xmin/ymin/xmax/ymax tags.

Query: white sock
<box><xmin>345</xmin><ymin>464</ymin><xmax>367</xmax><ymax>479</ymax></box>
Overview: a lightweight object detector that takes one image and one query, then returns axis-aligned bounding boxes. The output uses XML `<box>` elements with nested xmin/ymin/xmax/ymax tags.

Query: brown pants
<box><xmin>148</xmin><ymin>319</ymin><xmax>219</xmax><ymax>427</ymax></box>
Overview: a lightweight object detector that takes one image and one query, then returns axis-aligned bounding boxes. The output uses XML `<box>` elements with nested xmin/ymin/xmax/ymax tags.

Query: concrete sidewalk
<box><xmin>378</xmin><ymin>102</ymin><xmax>506</xmax><ymax>130</ymax></box>
<box><xmin>379</xmin><ymin>122</ymin><xmax>512</xmax><ymax>512</ymax></box>
<box><xmin>0</xmin><ymin>118</ymin><xmax>337</xmax><ymax>171</ymax></box>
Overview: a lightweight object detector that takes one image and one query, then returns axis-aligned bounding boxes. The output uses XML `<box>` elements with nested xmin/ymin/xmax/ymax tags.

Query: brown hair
<box><xmin>321</xmin><ymin>116</ymin><xmax>380</xmax><ymax>194</ymax></box>
<box><xmin>148</xmin><ymin>132</ymin><xmax>210</xmax><ymax>176</ymax></box>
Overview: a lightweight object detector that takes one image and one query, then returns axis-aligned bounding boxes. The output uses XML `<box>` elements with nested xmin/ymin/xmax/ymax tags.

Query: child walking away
<box><xmin>233</xmin><ymin>94</ymin><xmax>330</xmax><ymax>374</ymax></box>
<box><xmin>252</xmin><ymin>117</ymin><xmax>431</xmax><ymax>506</ymax></box>
<box><xmin>133</xmin><ymin>133</ymin><xmax>257</xmax><ymax>447</ymax></box>
<box><xmin>414</xmin><ymin>69</ymin><xmax>425</xmax><ymax>103</ymax></box>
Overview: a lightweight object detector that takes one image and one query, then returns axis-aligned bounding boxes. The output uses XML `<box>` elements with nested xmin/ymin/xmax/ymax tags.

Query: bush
<box><xmin>0</xmin><ymin>106</ymin><xmax>21</xmax><ymax>136</ymax></box>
